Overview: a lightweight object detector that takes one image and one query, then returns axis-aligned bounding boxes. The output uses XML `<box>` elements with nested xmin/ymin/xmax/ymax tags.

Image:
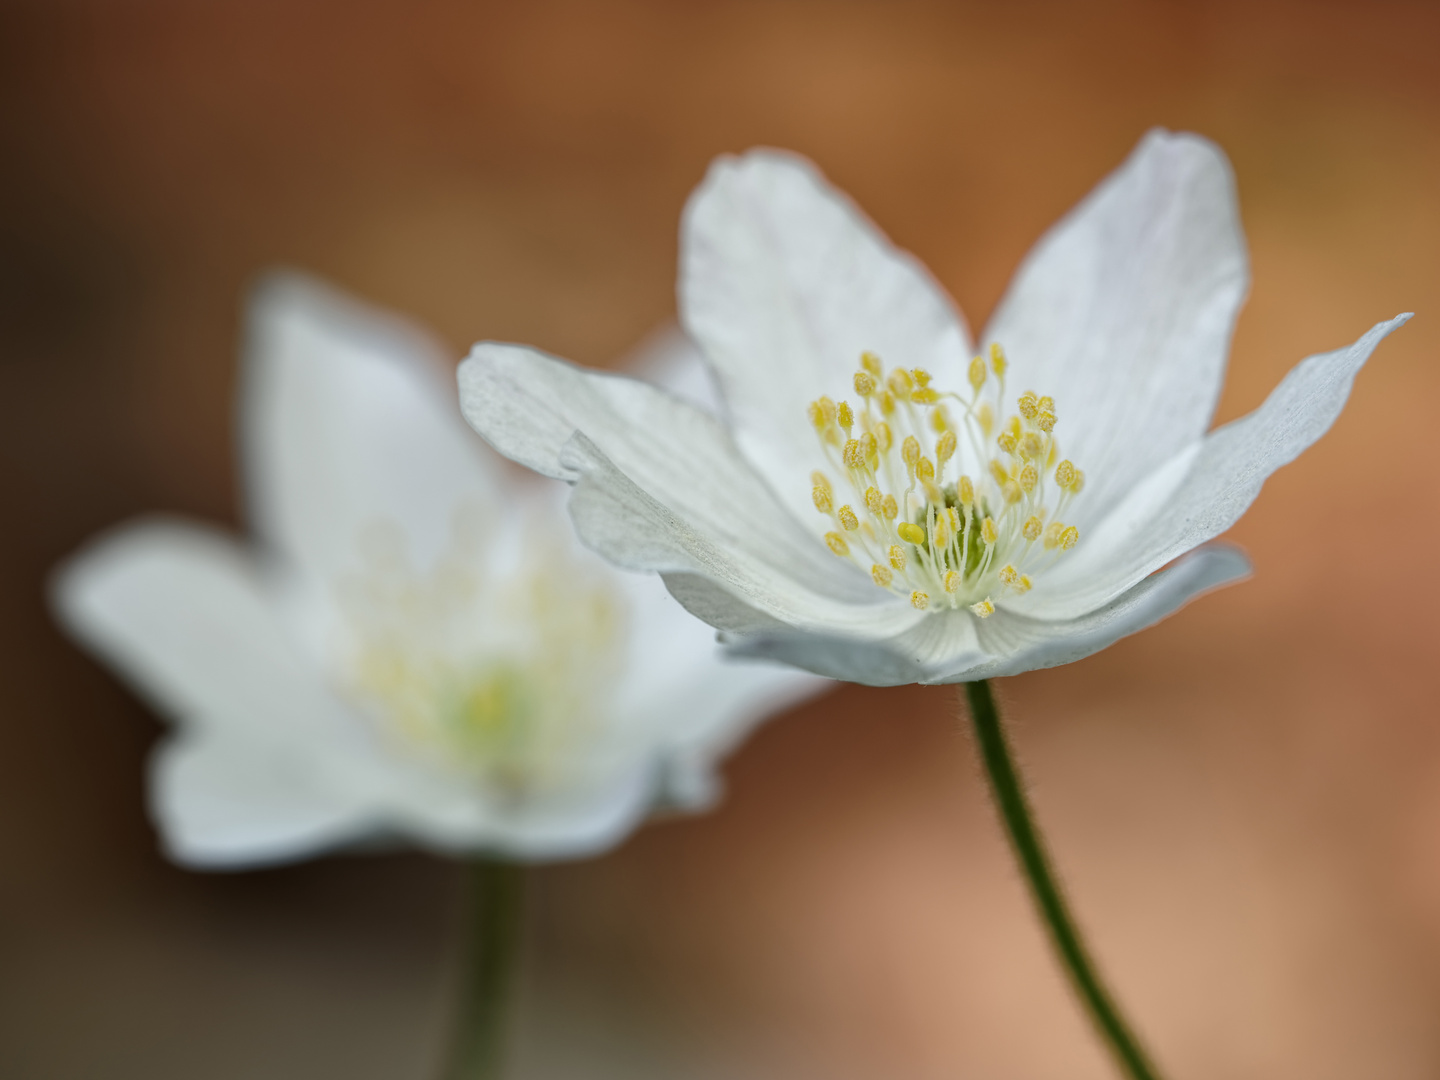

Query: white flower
<box><xmin>52</xmin><ymin>273</ymin><xmax>824</xmax><ymax>868</ymax></box>
<box><xmin>458</xmin><ymin>130</ymin><xmax>1410</xmax><ymax>686</ymax></box>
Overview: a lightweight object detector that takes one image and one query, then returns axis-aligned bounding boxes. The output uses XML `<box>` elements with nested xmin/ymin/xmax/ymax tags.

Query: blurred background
<box><xmin>3</xmin><ymin>1</ymin><xmax>1440</xmax><ymax>1077</ymax></box>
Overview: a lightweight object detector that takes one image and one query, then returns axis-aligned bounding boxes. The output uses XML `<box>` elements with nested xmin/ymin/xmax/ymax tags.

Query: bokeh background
<box><xmin>4</xmin><ymin>1</ymin><xmax>1440</xmax><ymax>1077</ymax></box>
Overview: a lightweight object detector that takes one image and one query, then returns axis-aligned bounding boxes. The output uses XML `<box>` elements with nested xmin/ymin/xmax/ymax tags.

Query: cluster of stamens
<box><xmin>808</xmin><ymin>345</ymin><xmax>1087</xmax><ymax>616</ymax></box>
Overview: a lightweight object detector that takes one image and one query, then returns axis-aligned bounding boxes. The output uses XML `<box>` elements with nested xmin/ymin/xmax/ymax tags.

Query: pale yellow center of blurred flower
<box><xmin>809</xmin><ymin>346</ymin><xmax>1086</xmax><ymax>615</ymax></box>
<box><xmin>335</xmin><ymin>511</ymin><xmax>627</xmax><ymax>792</ymax></box>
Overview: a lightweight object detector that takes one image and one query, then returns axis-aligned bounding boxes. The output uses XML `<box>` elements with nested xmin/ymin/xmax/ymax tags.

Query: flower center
<box><xmin>335</xmin><ymin>511</ymin><xmax>628</xmax><ymax>793</ymax></box>
<box><xmin>807</xmin><ymin>345</ymin><xmax>1087</xmax><ymax>616</ymax></box>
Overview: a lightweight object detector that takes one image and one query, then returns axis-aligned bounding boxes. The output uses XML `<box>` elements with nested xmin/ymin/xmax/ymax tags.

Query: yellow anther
<box><xmin>879</xmin><ymin>390</ymin><xmax>896</xmax><ymax>415</ymax></box>
<box><xmin>825</xmin><ymin>532</ymin><xmax>849</xmax><ymax>556</ymax></box>
<box><xmin>888</xmin><ymin>544</ymin><xmax>906</xmax><ymax>570</ymax></box>
<box><xmin>1038</xmin><ymin>395</ymin><xmax>1054</xmax><ymax>414</ymax></box>
<box><xmin>1070</xmin><ymin>468</ymin><xmax>1086</xmax><ymax>494</ymax></box>
<box><xmin>911</xmin><ymin>590</ymin><xmax>930</xmax><ymax>610</ymax></box>
<box><xmin>1019</xmin><ymin>463</ymin><xmax>1038</xmax><ymax>493</ymax></box>
<box><xmin>871</xmin><ymin>563</ymin><xmax>894</xmax><ymax>588</ymax></box>
<box><xmin>968</xmin><ymin>355</ymin><xmax>987</xmax><ymax>390</ymax></box>
<box><xmin>931</xmin><ymin>407</ymin><xmax>951</xmax><ymax>433</ymax></box>
<box><xmin>838</xmin><ymin>505</ymin><xmax>860</xmax><ymax>532</ymax></box>
<box><xmin>862</xmin><ymin>431</ymin><xmax>879</xmax><ymax>469</ymax></box>
<box><xmin>912</xmin><ymin>368</ymin><xmax>933</xmax><ymax>388</ymax></box>
<box><xmin>837</xmin><ymin>401</ymin><xmax>854</xmax><ymax>433</ymax></box>
<box><xmin>902</xmin><ymin>435</ymin><xmax>921</xmax><ymax>469</ymax></box>
<box><xmin>842</xmin><ymin>438</ymin><xmax>865</xmax><ymax>469</ymax></box>
<box><xmin>1054</xmin><ymin>459</ymin><xmax>1076</xmax><ymax>489</ymax></box>
<box><xmin>958</xmin><ymin>475</ymin><xmax>975</xmax><ymax>507</ymax></box>
<box><xmin>1022</xmin><ymin>515</ymin><xmax>1042</xmax><ymax>541</ymax></box>
<box><xmin>911</xmin><ymin>386</ymin><xmax>940</xmax><ymax>405</ymax></box>
<box><xmin>874</xmin><ymin>421</ymin><xmax>893</xmax><ymax>452</ymax></box>
<box><xmin>976</xmin><ymin>402</ymin><xmax>995</xmax><ymax>438</ymax></box>
<box><xmin>970</xmin><ymin>598</ymin><xmax>995</xmax><ymax>618</ymax></box>
<box><xmin>864</xmin><ymin>486</ymin><xmax>883</xmax><ymax>516</ymax></box>
<box><xmin>853</xmin><ymin>371</ymin><xmax>876</xmax><ymax>397</ymax></box>
<box><xmin>812</xmin><ymin>485</ymin><xmax>833</xmax><ymax>514</ymax></box>
<box><xmin>997</xmin><ymin>431</ymin><xmax>1018</xmax><ymax>454</ymax></box>
<box><xmin>989</xmin><ymin>459</ymin><xmax>1010</xmax><ymax>487</ymax></box>
<box><xmin>981</xmin><ymin>517</ymin><xmax>998</xmax><ymax>545</ymax></box>
<box><xmin>897</xmin><ymin>522</ymin><xmax>926</xmax><ymax>545</ymax></box>
<box><xmin>933</xmin><ymin>514</ymin><xmax>950</xmax><ymax>548</ymax></box>
<box><xmin>999</xmin><ymin>564</ymin><xmax>1021</xmax><ymax>588</ymax></box>
<box><xmin>861</xmin><ymin>350</ymin><xmax>883</xmax><ymax>376</ymax></box>
<box><xmin>1017</xmin><ymin>391</ymin><xmax>1038</xmax><ymax>420</ymax></box>
<box><xmin>1016</xmin><ymin>574</ymin><xmax>1033</xmax><ymax>593</ymax></box>
<box><xmin>1036</xmin><ymin>410</ymin><xmax>1056</xmax><ymax>433</ymax></box>
<box><xmin>881</xmin><ymin>493</ymin><xmax>898</xmax><ymax>519</ymax></box>
<box><xmin>811</xmin><ymin>470</ymin><xmax>831</xmax><ymax>492</ymax></box>
<box><xmin>916</xmin><ymin>456</ymin><xmax>935</xmax><ymax>482</ymax></box>
<box><xmin>944</xmin><ymin>569</ymin><xmax>961</xmax><ymax>594</ymax></box>
<box><xmin>946</xmin><ymin>506</ymin><xmax>961</xmax><ymax>531</ymax></box>
<box><xmin>1060</xmin><ymin>525</ymin><xmax>1079</xmax><ymax>551</ymax></box>
<box><xmin>807</xmin><ymin>400</ymin><xmax>826</xmax><ymax>430</ymax></box>
<box><xmin>1043</xmin><ymin>522</ymin><xmax>1066</xmax><ymax>550</ymax></box>
<box><xmin>887</xmin><ymin>369</ymin><xmax>914</xmax><ymax>395</ymax></box>
<box><xmin>1019</xmin><ymin>432</ymin><xmax>1044</xmax><ymax>460</ymax></box>
<box><xmin>936</xmin><ymin>429</ymin><xmax>957</xmax><ymax>467</ymax></box>
<box><xmin>1003</xmin><ymin>480</ymin><xmax>1022</xmax><ymax>504</ymax></box>
<box><xmin>989</xmin><ymin>342</ymin><xmax>1007</xmax><ymax>377</ymax></box>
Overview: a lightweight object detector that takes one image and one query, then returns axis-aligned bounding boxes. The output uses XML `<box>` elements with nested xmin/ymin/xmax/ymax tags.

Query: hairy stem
<box><xmin>440</xmin><ymin>858</ymin><xmax>526</xmax><ymax>1080</ymax></box>
<box><xmin>964</xmin><ymin>679</ymin><xmax>1162</xmax><ymax>1080</ymax></box>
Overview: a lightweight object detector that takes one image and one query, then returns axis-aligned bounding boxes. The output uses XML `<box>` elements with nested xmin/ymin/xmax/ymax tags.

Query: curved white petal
<box><xmin>680</xmin><ymin>149</ymin><xmax>972</xmax><ymax>523</ymax></box>
<box><xmin>243</xmin><ymin>272</ymin><xmax>501</xmax><ymax>587</ymax></box>
<box><xmin>984</xmin><ymin>129</ymin><xmax>1249</xmax><ymax>530</ymax></box>
<box><xmin>459</xmin><ymin>343</ymin><xmax>925</xmax><ymax>639</ymax></box>
<box><xmin>152</xmin><ymin>734</ymin><xmax>376</xmax><ymax>868</ymax></box>
<box><xmin>726</xmin><ymin>544</ymin><xmax>1249</xmax><ymax>686</ymax></box>
<box><xmin>50</xmin><ymin>518</ymin><xmax>394</xmax><ymax>865</ymax></box>
<box><xmin>607</xmin><ymin>565</ymin><xmax>830</xmax><ymax>809</ymax></box>
<box><xmin>1014</xmin><ymin>315</ymin><xmax>1408</xmax><ymax>620</ymax></box>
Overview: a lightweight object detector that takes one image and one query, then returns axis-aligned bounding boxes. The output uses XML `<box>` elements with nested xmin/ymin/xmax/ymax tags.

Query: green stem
<box><xmin>963</xmin><ymin>680</ymin><xmax>1163</xmax><ymax>1080</ymax></box>
<box><xmin>440</xmin><ymin>858</ymin><xmax>526</xmax><ymax>1080</ymax></box>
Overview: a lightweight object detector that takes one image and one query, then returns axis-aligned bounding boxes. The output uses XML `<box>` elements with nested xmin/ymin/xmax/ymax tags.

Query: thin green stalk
<box><xmin>963</xmin><ymin>680</ymin><xmax>1162</xmax><ymax>1080</ymax></box>
<box><xmin>440</xmin><ymin>858</ymin><xmax>526</xmax><ymax>1080</ymax></box>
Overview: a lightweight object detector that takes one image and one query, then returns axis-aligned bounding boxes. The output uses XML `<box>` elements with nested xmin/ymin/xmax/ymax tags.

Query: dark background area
<box><xmin>3</xmin><ymin>2</ymin><xmax>1440</xmax><ymax>1077</ymax></box>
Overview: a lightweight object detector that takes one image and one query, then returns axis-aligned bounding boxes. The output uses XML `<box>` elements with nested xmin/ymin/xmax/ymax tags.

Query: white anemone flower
<box><xmin>459</xmin><ymin>130</ymin><xmax>1409</xmax><ymax>686</ymax></box>
<box><xmin>53</xmin><ymin>273</ymin><xmax>823</xmax><ymax>868</ymax></box>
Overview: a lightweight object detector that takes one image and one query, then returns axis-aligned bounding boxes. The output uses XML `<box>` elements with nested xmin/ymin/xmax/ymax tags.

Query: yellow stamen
<box><xmin>968</xmin><ymin>355</ymin><xmax>987</xmax><ymax>390</ymax></box>
<box><xmin>812</xmin><ymin>485</ymin><xmax>833</xmax><ymax>513</ymax></box>
<box><xmin>1022</xmin><ymin>515</ymin><xmax>1042</xmax><ymax>541</ymax></box>
<box><xmin>989</xmin><ymin>343</ymin><xmax>1007</xmax><ymax>377</ymax></box>
<box><xmin>911</xmin><ymin>590</ymin><xmax>929</xmax><ymax>610</ymax></box>
<box><xmin>881</xmin><ymin>494</ymin><xmax>898</xmax><ymax>520</ymax></box>
<box><xmin>897</xmin><ymin>522</ymin><xmax>926</xmax><ymax>545</ymax></box>
<box><xmin>888</xmin><ymin>544</ymin><xmax>906</xmax><ymax>571</ymax></box>
<box><xmin>970</xmin><ymin>597</ymin><xmax>995</xmax><ymax>618</ymax></box>
<box><xmin>871</xmin><ymin>563</ymin><xmax>893</xmax><ymax>587</ymax></box>
<box><xmin>854</xmin><ymin>371</ymin><xmax>876</xmax><ymax>397</ymax></box>
<box><xmin>861</xmin><ymin>350</ymin><xmax>882</xmax><ymax>376</ymax></box>
<box><xmin>838</xmin><ymin>505</ymin><xmax>859</xmax><ymax>531</ymax></box>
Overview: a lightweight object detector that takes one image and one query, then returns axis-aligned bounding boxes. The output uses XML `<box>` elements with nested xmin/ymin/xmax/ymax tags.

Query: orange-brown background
<box><xmin>3</xmin><ymin>2</ymin><xmax>1439</xmax><ymax>1077</ymax></box>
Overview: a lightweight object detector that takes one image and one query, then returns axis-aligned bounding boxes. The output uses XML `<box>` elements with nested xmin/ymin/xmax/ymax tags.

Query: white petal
<box><xmin>1015</xmin><ymin>315</ymin><xmax>1408</xmax><ymax>620</ymax></box>
<box><xmin>153</xmin><ymin>734</ymin><xmax>375</xmax><ymax>868</ymax></box>
<box><xmin>607</xmin><ymin>566</ymin><xmax>830</xmax><ymax>809</ymax></box>
<box><xmin>459</xmin><ymin>343</ymin><xmax>925</xmax><ymax>639</ymax></box>
<box><xmin>243</xmin><ymin>271</ymin><xmax>500</xmax><ymax>584</ymax></box>
<box><xmin>726</xmin><ymin>544</ymin><xmax>1249</xmax><ymax>685</ymax></box>
<box><xmin>680</xmin><ymin>150</ymin><xmax>972</xmax><ymax>523</ymax></box>
<box><xmin>984</xmin><ymin>129</ymin><xmax>1249</xmax><ymax>529</ymax></box>
<box><xmin>51</xmin><ymin>519</ymin><xmax>391</xmax><ymax>865</ymax></box>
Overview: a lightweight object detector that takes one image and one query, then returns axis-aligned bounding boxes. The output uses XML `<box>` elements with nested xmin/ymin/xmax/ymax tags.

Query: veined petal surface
<box><xmin>460</xmin><ymin>343</ymin><xmax>925</xmax><ymax>638</ymax></box>
<box><xmin>1013</xmin><ymin>315</ymin><xmax>1409</xmax><ymax>620</ymax></box>
<box><xmin>680</xmin><ymin>150</ymin><xmax>972</xmax><ymax>523</ymax></box>
<box><xmin>984</xmin><ymin>129</ymin><xmax>1249</xmax><ymax>531</ymax></box>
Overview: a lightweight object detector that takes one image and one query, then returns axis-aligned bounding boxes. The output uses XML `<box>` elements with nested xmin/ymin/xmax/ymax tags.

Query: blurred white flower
<box><xmin>53</xmin><ymin>274</ymin><xmax>824</xmax><ymax>867</ymax></box>
<box><xmin>459</xmin><ymin>129</ymin><xmax>1408</xmax><ymax>686</ymax></box>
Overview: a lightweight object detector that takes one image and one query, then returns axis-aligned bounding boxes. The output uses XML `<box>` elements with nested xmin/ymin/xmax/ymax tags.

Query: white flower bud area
<box><xmin>808</xmin><ymin>346</ymin><xmax>1086</xmax><ymax>616</ymax></box>
<box><xmin>335</xmin><ymin>510</ymin><xmax>628</xmax><ymax>795</ymax></box>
